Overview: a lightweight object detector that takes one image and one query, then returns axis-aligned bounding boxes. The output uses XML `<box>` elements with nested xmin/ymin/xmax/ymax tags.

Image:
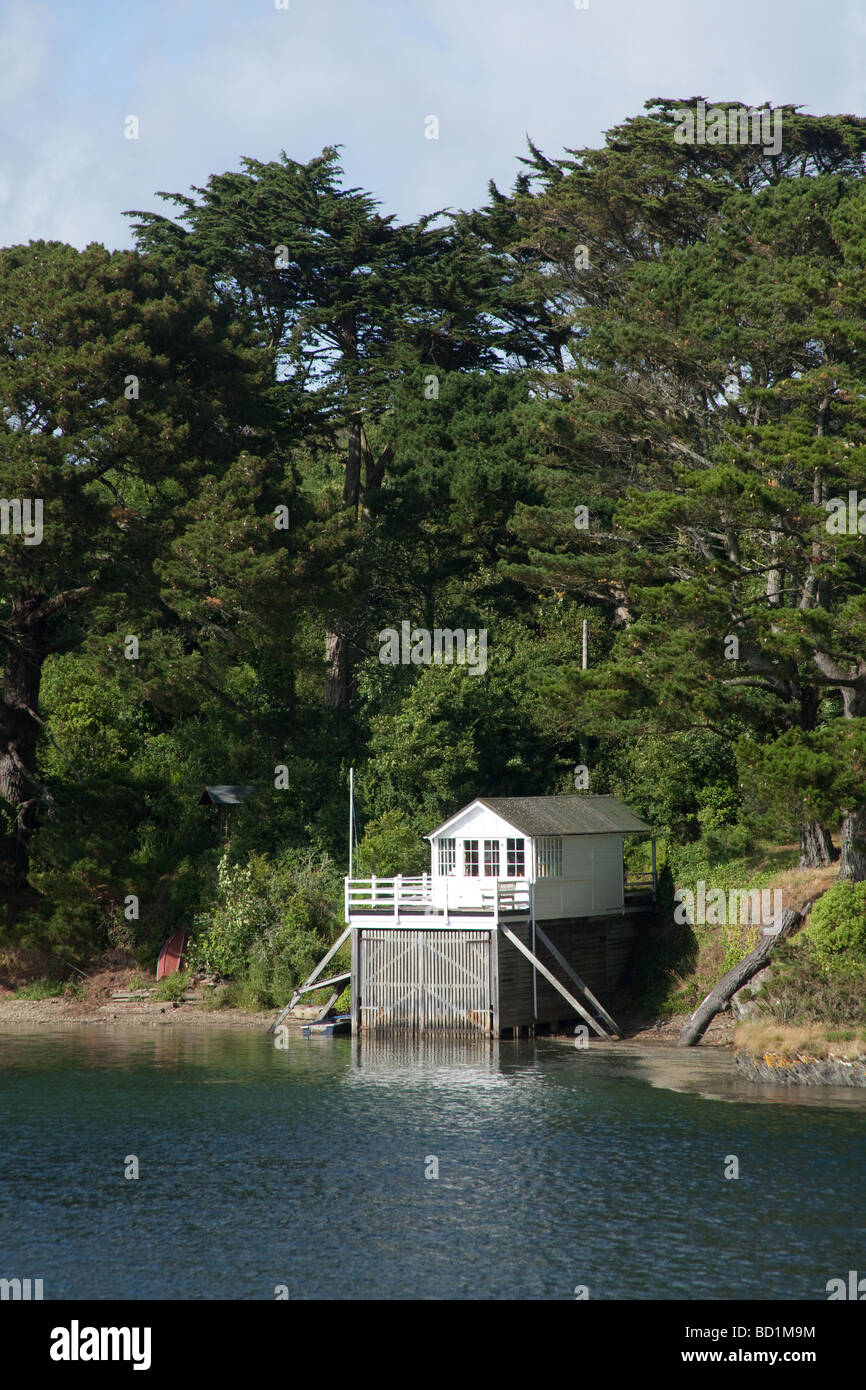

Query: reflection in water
<box><xmin>350</xmin><ymin>1030</ymin><xmax>498</xmax><ymax>1078</ymax></box>
<box><xmin>584</xmin><ymin>1040</ymin><xmax>866</xmax><ymax>1110</ymax></box>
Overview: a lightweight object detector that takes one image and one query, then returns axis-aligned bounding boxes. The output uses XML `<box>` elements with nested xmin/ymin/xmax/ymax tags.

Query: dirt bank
<box><xmin>0</xmin><ymin>953</ymin><xmax>290</xmax><ymax>1030</ymax></box>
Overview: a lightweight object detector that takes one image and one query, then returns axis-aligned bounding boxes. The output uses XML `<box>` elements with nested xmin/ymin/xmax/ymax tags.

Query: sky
<box><xmin>1</xmin><ymin>0</ymin><xmax>863</xmax><ymax>251</ymax></box>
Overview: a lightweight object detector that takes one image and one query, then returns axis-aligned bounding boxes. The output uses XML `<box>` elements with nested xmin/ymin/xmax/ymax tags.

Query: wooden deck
<box><xmin>344</xmin><ymin>872</ymin><xmax>655</xmax><ymax>928</ymax></box>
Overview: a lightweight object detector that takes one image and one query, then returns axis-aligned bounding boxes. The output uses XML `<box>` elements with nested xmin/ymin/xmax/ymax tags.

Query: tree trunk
<box><xmin>839</xmin><ymin>808</ymin><xmax>866</xmax><ymax>881</ymax></box>
<box><xmin>678</xmin><ymin>900</ymin><xmax>818</xmax><ymax>1046</ymax></box>
<box><xmin>323</xmin><ymin>630</ymin><xmax>352</xmax><ymax>709</ymax></box>
<box><xmin>342</xmin><ymin>411</ymin><xmax>363</xmax><ymax>510</ymax></box>
<box><xmin>799</xmin><ymin>819</ymin><xmax>835</xmax><ymax>868</ymax></box>
<box><xmin>0</xmin><ymin>601</ymin><xmax>46</xmax><ymax>888</ymax></box>
<box><xmin>324</xmin><ymin>412</ymin><xmax>365</xmax><ymax>709</ymax></box>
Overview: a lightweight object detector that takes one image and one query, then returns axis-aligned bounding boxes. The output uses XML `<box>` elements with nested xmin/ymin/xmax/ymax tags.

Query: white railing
<box><xmin>344</xmin><ymin>875</ymin><xmax>532</xmax><ymax>922</ymax></box>
<box><xmin>492</xmin><ymin>880</ymin><xmax>531</xmax><ymax>914</ymax></box>
<box><xmin>346</xmin><ymin>874</ymin><xmax>433</xmax><ymax>916</ymax></box>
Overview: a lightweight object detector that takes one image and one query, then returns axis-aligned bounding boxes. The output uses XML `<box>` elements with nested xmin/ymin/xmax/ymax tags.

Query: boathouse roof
<box><xmin>428</xmin><ymin>795</ymin><xmax>652</xmax><ymax>839</ymax></box>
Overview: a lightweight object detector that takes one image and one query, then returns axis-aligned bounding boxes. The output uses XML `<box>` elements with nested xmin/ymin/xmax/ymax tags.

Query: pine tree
<box><xmin>0</xmin><ymin>241</ymin><xmax>272</xmax><ymax>891</ymax></box>
<box><xmin>503</xmin><ymin>105</ymin><xmax>866</xmax><ymax>874</ymax></box>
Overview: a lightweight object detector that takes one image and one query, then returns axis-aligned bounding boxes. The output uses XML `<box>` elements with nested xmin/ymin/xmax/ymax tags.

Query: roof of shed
<box><xmin>199</xmin><ymin>785</ymin><xmax>256</xmax><ymax>806</ymax></box>
<box><xmin>428</xmin><ymin>795</ymin><xmax>652</xmax><ymax>838</ymax></box>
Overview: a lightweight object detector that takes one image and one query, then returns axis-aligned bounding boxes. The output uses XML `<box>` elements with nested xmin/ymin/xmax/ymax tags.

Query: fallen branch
<box><xmin>677</xmin><ymin>895</ymin><xmax>822</xmax><ymax>1047</ymax></box>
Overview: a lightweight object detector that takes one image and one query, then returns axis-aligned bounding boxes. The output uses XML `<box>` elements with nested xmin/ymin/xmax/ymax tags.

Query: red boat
<box><xmin>156</xmin><ymin>928</ymin><xmax>186</xmax><ymax>981</ymax></box>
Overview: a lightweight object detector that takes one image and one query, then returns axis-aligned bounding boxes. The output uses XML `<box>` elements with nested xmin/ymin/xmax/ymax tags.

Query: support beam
<box><xmin>314</xmin><ymin>990</ymin><xmax>341</xmax><ymax>1023</ymax></box>
<box><xmin>351</xmin><ymin>926</ymin><xmax>359</xmax><ymax>1036</ymax></box>
<box><xmin>535</xmin><ymin>925</ymin><xmax>621</xmax><ymax>1037</ymax></box>
<box><xmin>266</xmin><ymin>924</ymin><xmax>353</xmax><ymax>1034</ymax></box>
<box><xmin>295</xmin><ymin>971</ymin><xmax>350</xmax><ymax>996</ymax></box>
<box><xmin>499</xmin><ymin>926</ymin><xmax>612</xmax><ymax>1040</ymax></box>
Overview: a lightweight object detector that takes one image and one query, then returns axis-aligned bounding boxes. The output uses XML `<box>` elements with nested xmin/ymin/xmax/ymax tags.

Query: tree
<box><xmin>0</xmin><ymin>240</ymin><xmax>272</xmax><ymax>892</ymax></box>
<box><xmin>503</xmin><ymin>106</ymin><xmax>866</xmax><ymax>874</ymax></box>
<box><xmin>127</xmin><ymin>148</ymin><xmax>509</xmax><ymax>707</ymax></box>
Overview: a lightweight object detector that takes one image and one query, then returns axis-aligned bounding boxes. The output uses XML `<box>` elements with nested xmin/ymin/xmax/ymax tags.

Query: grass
<box><xmin>734</xmin><ymin>1021</ymin><xmax>866</xmax><ymax>1061</ymax></box>
<box><xmin>634</xmin><ymin>839</ymin><xmax>839</xmax><ymax>1021</ymax></box>
<box><xmin>14</xmin><ymin>979</ymin><xmax>64</xmax><ymax>1000</ymax></box>
<box><xmin>152</xmin><ymin>968</ymin><xmax>192</xmax><ymax>1002</ymax></box>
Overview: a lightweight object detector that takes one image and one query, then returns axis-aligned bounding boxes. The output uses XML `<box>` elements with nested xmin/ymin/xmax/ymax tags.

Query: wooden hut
<box><xmin>272</xmin><ymin>795</ymin><xmax>656</xmax><ymax>1040</ymax></box>
<box><xmin>198</xmin><ymin>785</ymin><xmax>255</xmax><ymax>840</ymax></box>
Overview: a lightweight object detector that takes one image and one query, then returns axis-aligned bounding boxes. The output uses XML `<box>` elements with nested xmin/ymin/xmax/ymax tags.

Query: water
<box><xmin>1</xmin><ymin>1028</ymin><xmax>864</xmax><ymax>1300</ymax></box>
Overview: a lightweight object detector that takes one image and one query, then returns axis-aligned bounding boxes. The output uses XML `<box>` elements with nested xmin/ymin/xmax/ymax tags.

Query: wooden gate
<box><xmin>358</xmin><ymin>928</ymin><xmax>493</xmax><ymax>1034</ymax></box>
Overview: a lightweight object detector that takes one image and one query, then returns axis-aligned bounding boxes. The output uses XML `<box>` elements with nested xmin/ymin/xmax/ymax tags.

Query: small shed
<box><xmin>426</xmin><ymin>795</ymin><xmax>654</xmax><ymax>918</ymax></box>
<box><xmin>198</xmin><ymin>785</ymin><xmax>255</xmax><ymax>840</ymax></box>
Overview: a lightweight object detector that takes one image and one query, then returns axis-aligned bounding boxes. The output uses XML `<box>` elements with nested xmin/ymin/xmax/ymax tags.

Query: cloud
<box><xmin>0</xmin><ymin>0</ymin><xmax>858</xmax><ymax>253</ymax></box>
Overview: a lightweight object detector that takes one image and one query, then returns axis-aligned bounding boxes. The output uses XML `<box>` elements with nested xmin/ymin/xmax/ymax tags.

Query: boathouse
<box><xmin>271</xmin><ymin>795</ymin><xmax>656</xmax><ymax>1040</ymax></box>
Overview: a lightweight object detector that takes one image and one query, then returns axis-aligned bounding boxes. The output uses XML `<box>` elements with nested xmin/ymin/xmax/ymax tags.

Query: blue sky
<box><xmin>2</xmin><ymin>0</ymin><xmax>863</xmax><ymax>250</ymax></box>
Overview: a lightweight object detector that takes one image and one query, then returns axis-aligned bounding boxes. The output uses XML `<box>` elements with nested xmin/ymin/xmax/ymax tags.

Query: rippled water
<box><xmin>1</xmin><ymin>1028</ymin><xmax>864</xmax><ymax>1300</ymax></box>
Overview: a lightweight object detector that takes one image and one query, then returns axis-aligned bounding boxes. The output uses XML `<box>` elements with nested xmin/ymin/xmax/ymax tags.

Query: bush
<box><xmin>14</xmin><ymin>979</ymin><xmax>63</xmax><ymax>1000</ymax></box>
<box><xmin>753</xmin><ymin>937</ymin><xmax>866</xmax><ymax>1026</ymax></box>
<box><xmin>805</xmin><ymin>882</ymin><xmax>866</xmax><ymax>971</ymax></box>
<box><xmin>153</xmin><ymin>968</ymin><xmax>191</xmax><ymax>1002</ymax></box>
<box><xmin>189</xmin><ymin>849</ymin><xmax>342</xmax><ymax>1008</ymax></box>
<box><xmin>356</xmin><ymin>810</ymin><xmax>428</xmax><ymax>877</ymax></box>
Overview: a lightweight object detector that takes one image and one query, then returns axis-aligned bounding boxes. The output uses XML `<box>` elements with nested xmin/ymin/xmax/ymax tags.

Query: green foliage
<box><xmin>753</xmin><ymin>937</ymin><xmax>866</xmax><ymax>1025</ymax></box>
<box><xmin>806</xmin><ymin>883</ymin><xmax>866</xmax><ymax>970</ymax></box>
<box><xmin>14</xmin><ymin>979</ymin><xmax>64</xmax><ymax>1000</ymax></box>
<box><xmin>190</xmin><ymin>849</ymin><xmax>341</xmax><ymax>1008</ymax></box>
<box><xmin>607</xmin><ymin>732</ymin><xmax>740</xmax><ymax>844</ymax></box>
<box><xmin>356</xmin><ymin>811</ymin><xmax>427</xmax><ymax>877</ymax></box>
<box><xmin>199</xmin><ymin>982</ymin><xmax>235</xmax><ymax>1012</ymax></box>
<box><xmin>628</xmin><ymin>896</ymin><xmax>700</xmax><ymax>1019</ymax></box>
<box><xmin>12</xmin><ymin>104</ymin><xmax>866</xmax><ymax>1001</ymax></box>
<box><xmin>152</xmin><ymin>968</ymin><xmax>192</xmax><ymax>1002</ymax></box>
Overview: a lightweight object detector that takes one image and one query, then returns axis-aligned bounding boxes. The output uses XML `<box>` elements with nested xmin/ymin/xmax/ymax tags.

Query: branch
<box><xmin>30</xmin><ymin>587</ymin><xmax>94</xmax><ymax>624</ymax></box>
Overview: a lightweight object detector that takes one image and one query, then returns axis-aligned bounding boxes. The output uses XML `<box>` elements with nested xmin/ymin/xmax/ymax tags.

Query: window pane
<box><xmin>506</xmin><ymin>838</ymin><xmax>525</xmax><ymax>876</ymax></box>
<box><xmin>463</xmin><ymin>840</ymin><xmax>479</xmax><ymax>876</ymax></box>
<box><xmin>537</xmin><ymin>836</ymin><xmax>562</xmax><ymax>878</ymax></box>
<box><xmin>438</xmin><ymin>838</ymin><xmax>456</xmax><ymax>875</ymax></box>
<box><xmin>483</xmin><ymin>839</ymin><xmax>500</xmax><ymax>876</ymax></box>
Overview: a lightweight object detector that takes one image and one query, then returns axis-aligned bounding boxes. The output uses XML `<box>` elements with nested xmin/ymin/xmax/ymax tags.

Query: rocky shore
<box><xmin>735</xmin><ymin>1049</ymin><xmax>866</xmax><ymax>1086</ymax></box>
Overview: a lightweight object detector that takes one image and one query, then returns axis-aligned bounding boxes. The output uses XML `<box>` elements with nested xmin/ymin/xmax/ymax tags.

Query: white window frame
<box><xmin>463</xmin><ymin>839</ymin><xmax>479</xmax><ymax>877</ymax></box>
<box><xmin>536</xmin><ymin>836</ymin><xmax>562</xmax><ymax>879</ymax></box>
<box><xmin>506</xmin><ymin>837</ymin><xmax>525</xmax><ymax>877</ymax></box>
<box><xmin>483</xmin><ymin>839</ymin><xmax>500</xmax><ymax>877</ymax></box>
<box><xmin>438</xmin><ymin>837</ymin><xmax>456</xmax><ymax>876</ymax></box>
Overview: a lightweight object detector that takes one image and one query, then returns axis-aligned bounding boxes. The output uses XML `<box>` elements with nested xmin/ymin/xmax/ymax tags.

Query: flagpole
<box><xmin>348</xmin><ymin>766</ymin><xmax>354</xmax><ymax>879</ymax></box>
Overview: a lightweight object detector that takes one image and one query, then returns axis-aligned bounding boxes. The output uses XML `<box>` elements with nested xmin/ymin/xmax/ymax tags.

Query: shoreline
<box><xmin>0</xmin><ymin>993</ymin><xmax>736</xmax><ymax>1044</ymax></box>
<box><xmin>0</xmin><ymin>998</ymin><xmax>279</xmax><ymax>1029</ymax></box>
